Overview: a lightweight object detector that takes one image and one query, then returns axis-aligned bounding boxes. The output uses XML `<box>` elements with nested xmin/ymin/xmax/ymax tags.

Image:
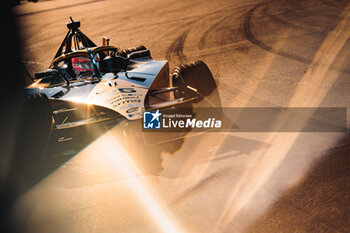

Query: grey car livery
<box><xmin>24</xmin><ymin>17</ymin><xmax>221</xmax><ymax>131</ymax></box>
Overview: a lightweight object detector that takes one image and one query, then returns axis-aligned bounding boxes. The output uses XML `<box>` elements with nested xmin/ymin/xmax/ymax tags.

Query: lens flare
<box><xmin>88</xmin><ymin>130</ymin><xmax>185</xmax><ymax>233</ymax></box>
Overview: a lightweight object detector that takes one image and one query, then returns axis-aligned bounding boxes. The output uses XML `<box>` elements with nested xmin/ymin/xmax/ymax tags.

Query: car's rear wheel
<box><xmin>23</xmin><ymin>94</ymin><xmax>53</xmax><ymax>158</ymax></box>
<box><xmin>11</xmin><ymin>94</ymin><xmax>53</xmax><ymax>194</ymax></box>
<box><xmin>172</xmin><ymin>60</ymin><xmax>221</xmax><ymax>107</ymax></box>
<box><xmin>26</xmin><ymin>94</ymin><xmax>52</xmax><ymax>128</ymax></box>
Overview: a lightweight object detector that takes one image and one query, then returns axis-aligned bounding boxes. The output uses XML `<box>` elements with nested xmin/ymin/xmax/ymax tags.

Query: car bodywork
<box><xmin>21</xmin><ymin>18</ymin><xmax>221</xmax><ymax>173</ymax></box>
<box><xmin>24</xmin><ymin>18</ymin><xmax>202</xmax><ymax>131</ymax></box>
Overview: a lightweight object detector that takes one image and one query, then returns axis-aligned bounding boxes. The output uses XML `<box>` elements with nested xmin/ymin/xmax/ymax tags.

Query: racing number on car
<box><xmin>118</xmin><ymin>88</ymin><xmax>136</xmax><ymax>93</ymax></box>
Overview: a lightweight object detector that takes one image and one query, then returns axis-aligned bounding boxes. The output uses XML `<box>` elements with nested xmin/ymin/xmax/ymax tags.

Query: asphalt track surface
<box><xmin>11</xmin><ymin>0</ymin><xmax>350</xmax><ymax>232</ymax></box>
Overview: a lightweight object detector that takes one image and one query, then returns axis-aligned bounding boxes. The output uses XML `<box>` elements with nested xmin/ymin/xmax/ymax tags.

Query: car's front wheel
<box><xmin>172</xmin><ymin>60</ymin><xmax>221</xmax><ymax>107</ymax></box>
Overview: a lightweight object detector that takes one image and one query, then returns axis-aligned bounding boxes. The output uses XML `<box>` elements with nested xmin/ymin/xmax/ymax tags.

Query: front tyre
<box><xmin>172</xmin><ymin>60</ymin><xmax>221</xmax><ymax>107</ymax></box>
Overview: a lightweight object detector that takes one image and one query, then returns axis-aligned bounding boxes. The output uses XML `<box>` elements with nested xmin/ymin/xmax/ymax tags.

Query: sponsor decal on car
<box><xmin>126</xmin><ymin>107</ymin><xmax>139</xmax><ymax>113</ymax></box>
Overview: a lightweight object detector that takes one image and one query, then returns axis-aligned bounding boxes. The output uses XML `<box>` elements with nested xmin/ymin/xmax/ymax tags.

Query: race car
<box><xmin>23</xmin><ymin>18</ymin><xmax>221</xmax><ymax>168</ymax></box>
<box><xmin>24</xmin><ymin>17</ymin><xmax>220</xmax><ymax>130</ymax></box>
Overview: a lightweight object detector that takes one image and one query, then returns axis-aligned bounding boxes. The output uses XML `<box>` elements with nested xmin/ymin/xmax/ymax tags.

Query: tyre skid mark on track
<box><xmin>168</xmin><ymin>2</ymin><xmax>257</xmax><ymax>61</ymax></box>
<box><xmin>196</xmin><ymin>4</ymin><xmax>256</xmax><ymax>77</ymax></box>
<box><xmin>194</xmin><ymin>41</ymin><xmax>252</xmax><ymax>78</ymax></box>
<box><xmin>243</xmin><ymin>2</ymin><xmax>350</xmax><ymax>75</ymax></box>
<box><xmin>197</xmin><ymin>2</ymin><xmax>252</xmax><ymax>50</ymax></box>
<box><xmin>262</xmin><ymin>6</ymin><xmax>331</xmax><ymax>33</ymax></box>
<box><xmin>243</xmin><ymin>3</ymin><xmax>310</xmax><ymax>64</ymax></box>
<box><xmin>166</xmin><ymin>28</ymin><xmax>190</xmax><ymax>64</ymax></box>
<box><xmin>197</xmin><ymin>2</ymin><xmax>258</xmax><ymax>50</ymax></box>
<box><xmin>198</xmin><ymin>15</ymin><xmax>233</xmax><ymax>50</ymax></box>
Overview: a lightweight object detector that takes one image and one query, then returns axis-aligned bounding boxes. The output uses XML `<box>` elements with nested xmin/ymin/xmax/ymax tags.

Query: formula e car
<box><xmin>24</xmin><ymin>18</ymin><xmax>220</xmax><ymax>131</ymax></box>
<box><xmin>23</xmin><ymin>18</ymin><xmax>221</xmax><ymax>168</ymax></box>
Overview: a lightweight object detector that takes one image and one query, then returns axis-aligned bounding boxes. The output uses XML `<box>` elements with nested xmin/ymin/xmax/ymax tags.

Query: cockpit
<box><xmin>50</xmin><ymin>47</ymin><xmax>124</xmax><ymax>82</ymax></box>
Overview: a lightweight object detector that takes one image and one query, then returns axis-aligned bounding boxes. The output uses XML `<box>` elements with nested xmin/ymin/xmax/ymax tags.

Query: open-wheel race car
<box><xmin>23</xmin><ymin>18</ymin><xmax>221</xmax><ymax>171</ymax></box>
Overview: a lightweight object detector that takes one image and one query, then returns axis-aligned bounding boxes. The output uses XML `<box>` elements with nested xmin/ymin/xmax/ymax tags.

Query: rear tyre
<box><xmin>172</xmin><ymin>60</ymin><xmax>221</xmax><ymax>107</ymax></box>
<box><xmin>13</xmin><ymin>94</ymin><xmax>53</xmax><ymax>194</ymax></box>
<box><xmin>23</xmin><ymin>94</ymin><xmax>53</xmax><ymax>164</ymax></box>
<box><xmin>25</xmin><ymin>94</ymin><xmax>53</xmax><ymax>136</ymax></box>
